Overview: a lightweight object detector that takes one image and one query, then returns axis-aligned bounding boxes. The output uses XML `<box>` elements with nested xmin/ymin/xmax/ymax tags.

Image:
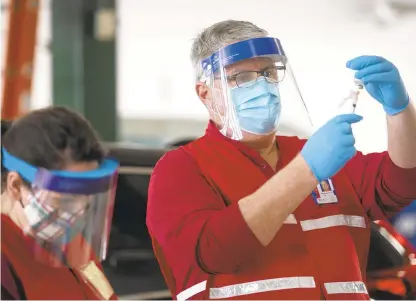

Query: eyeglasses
<box><xmin>227</xmin><ymin>65</ymin><xmax>286</xmax><ymax>88</ymax></box>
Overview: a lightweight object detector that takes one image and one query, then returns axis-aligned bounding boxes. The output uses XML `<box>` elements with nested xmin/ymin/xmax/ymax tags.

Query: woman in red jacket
<box><xmin>1</xmin><ymin>107</ymin><xmax>119</xmax><ymax>300</ymax></box>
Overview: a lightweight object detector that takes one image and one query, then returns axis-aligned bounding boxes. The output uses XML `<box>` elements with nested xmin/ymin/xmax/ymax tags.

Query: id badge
<box><xmin>78</xmin><ymin>261</ymin><xmax>114</xmax><ymax>299</ymax></box>
<box><xmin>311</xmin><ymin>178</ymin><xmax>338</xmax><ymax>205</ymax></box>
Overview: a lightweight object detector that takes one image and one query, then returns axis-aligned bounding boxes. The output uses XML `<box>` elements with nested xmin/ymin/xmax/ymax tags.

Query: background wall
<box><xmin>2</xmin><ymin>0</ymin><xmax>415</xmax><ymax>151</ymax></box>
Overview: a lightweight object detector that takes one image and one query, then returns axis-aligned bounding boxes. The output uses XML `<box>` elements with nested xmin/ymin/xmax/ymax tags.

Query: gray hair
<box><xmin>191</xmin><ymin>20</ymin><xmax>268</xmax><ymax>81</ymax></box>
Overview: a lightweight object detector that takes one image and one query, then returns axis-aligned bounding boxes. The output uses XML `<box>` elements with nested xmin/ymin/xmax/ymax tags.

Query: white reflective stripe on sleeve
<box><xmin>176</xmin><ymin>280</ymin><xmax>207</xmax><ymax>301</ymax></box>
<box><xmin>300</xmin><ymin>214</ymin><xmax>366</xmax><ymax>231</ymax></box>
<box><xmin>209</xmin><ymin>276</ymin><xmax>315</xmax><ymax>299</ymax></box>
<box><xmin>324</xmin><ymin>281</ymin><xmax>368</xmax><ymax>295</ymax></box>
<box><xmin>284</xmin><ymin>214</ymin><xmax>297</xmax><ymax>224</ymax></box>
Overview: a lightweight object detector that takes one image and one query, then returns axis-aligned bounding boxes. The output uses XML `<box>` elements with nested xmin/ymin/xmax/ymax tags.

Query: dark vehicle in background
<box><xmin>104</xmin><ymin>142</ymin><xmax>416</xmax><ymax>300</ymax></box>
<box><xmin>366</xmin><ymin>221</ymin><xmax>415</xmax><ymax>300</ymax></box>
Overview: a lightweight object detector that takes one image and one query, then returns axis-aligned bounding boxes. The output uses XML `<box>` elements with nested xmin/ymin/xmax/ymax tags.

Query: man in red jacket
<box><xmin>147</xmin><ymin>20</ymin><xmax>416</xmax><ymax>300</ymax></box>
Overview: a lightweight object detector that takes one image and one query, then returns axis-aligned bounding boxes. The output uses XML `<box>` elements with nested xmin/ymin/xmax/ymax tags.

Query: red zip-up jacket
<box><xmin>147</xmin><ymin>121</ymin><xmax>416</xmax><ymax>300</ymax></box>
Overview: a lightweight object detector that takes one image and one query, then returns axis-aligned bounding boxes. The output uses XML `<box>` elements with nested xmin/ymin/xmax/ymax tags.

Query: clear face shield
<box><xmin>2</xmin><ymin>148</ymin><xmax>119</xmax><ymax>268</ymax></box>
<box><xmin>200</xmin><ymin>37</ymin><xmax>314</xmax><ymax>139</ymax></box>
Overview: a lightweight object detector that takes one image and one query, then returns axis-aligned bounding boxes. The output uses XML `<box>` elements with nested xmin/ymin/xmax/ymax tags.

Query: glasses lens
<box><xmin>264</xmin><ymin>66</ymin><xmax>285</xmax><ymax>83</ymax></box>
<box><xmin>236</xmin><ymin>71</ymin><xmax>258</xmax><ymax>87</ymax></box>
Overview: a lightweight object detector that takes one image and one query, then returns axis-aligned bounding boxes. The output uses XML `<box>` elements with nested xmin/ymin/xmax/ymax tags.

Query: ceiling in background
<box><xmin>325</xmin><ymin>0</ymin><xmax>416</xmax><ymax>26</ymax></box>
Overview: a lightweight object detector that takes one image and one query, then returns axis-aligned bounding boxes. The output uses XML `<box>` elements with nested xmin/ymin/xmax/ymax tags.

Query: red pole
<box><xmin>2</xmin><ymin>0</ymin><xmax>39</xmax><ymax>119</ymax></box>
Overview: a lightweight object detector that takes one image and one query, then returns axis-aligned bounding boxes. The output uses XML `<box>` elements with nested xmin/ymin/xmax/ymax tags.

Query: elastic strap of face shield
<box><xmin>197</xmin><ymin>59</ymin><xmax>243</xmax><ymax>140</ymax></box>
<box><xmin>197</xmin><ymin>62</ymin><xmax>216</xmax><ymax>113</ymax></box>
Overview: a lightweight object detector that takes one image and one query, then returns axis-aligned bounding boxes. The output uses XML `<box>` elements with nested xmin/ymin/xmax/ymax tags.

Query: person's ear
<box><xmin>195</xmin><ymin>81</ymin><xmax>211</xmax><ymax>106</ymax></box>
<box><xmin>6</xmin><ymin>171</ymin><xmax>23</xmax><ymax>201</ymax></box>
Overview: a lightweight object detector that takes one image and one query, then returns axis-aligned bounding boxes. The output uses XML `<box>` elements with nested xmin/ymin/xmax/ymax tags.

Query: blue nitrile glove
<box><xmin>347</xmin><ymin>55</ymin><xmax>409</xmax><ymax>116</ymax></box>
<box><xmin>301</xmin><ymin>114</ymin><xmax>363</xmax><ymax>182</ymax></box>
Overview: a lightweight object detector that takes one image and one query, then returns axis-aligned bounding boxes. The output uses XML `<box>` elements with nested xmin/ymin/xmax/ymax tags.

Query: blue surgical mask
<box><xmin>231</xmin><ymin>77</ymin><xmax>281</xmax><ymax>135</ymax></box>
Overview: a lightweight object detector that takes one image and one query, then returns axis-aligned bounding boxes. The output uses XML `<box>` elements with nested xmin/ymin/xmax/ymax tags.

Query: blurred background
<box><xmin>1</xmin><ymin>0</ymin><xmax>415</xmax><ymax>299</ymax></box>
<box><xmin>2</xmin><ymin>0</ymin><xmax>416</xmax><ymax>151</ymax></box>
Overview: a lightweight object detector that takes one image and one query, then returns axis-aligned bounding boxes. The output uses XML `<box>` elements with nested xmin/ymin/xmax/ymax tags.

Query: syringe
<box><xmin>339</xmin><ymin>79</ymin><xmax>364</xmax><ymax>114</ymax></box>
<box><xmin>351</xmin><ymin>80</ymin><xmax>364</xmax><ymax>113</ymax></box>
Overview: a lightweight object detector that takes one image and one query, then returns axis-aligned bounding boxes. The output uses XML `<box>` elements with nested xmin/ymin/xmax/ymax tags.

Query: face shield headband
<box><xmin>1</xmin><ymin>147</ymin><xmax>119</xmax><ymax>194</ymax></box>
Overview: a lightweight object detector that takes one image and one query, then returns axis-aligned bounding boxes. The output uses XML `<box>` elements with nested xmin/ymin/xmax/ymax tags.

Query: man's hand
<box><xmin>301</xmin><ymin>114</ymin><xmax>363</xmax><ymax>182</ymax></box>
<box><xmin>347</xmin><ymin>55</ymin><xmax>409</xmax><ymax>116</ymax></box>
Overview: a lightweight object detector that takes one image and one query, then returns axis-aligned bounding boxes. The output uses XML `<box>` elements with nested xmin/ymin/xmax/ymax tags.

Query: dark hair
<box><xmin>1</xmin><ymin>106</ymin><xmax>105</xmax><ymax>188</ymax></box>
